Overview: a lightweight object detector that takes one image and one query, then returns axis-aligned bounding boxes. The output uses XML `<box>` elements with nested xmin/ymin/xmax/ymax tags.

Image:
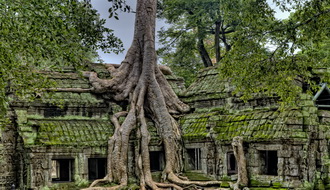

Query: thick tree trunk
<box><xmin>198</xmin><ymin>38</ymin><xmax>213</xmax><ymax>67</ymax></box>
<box><xmin>215</xmin><ymin>20</ymin><xmax>221</xmax><ymax>64</ymax></box>
<box><xmin>232</xmin><ymin>136</ymin><xmax>248</xmax><ymax>190</ymax></box>
<box><xmin>221</xmin><ymin>26</ymin><xmax>231</xmax><ymax>53</ymax></box>
<box><xmin>83</xmin><ymin>0</ymin><xmax>221</xmax><ymax>189</ymax></box>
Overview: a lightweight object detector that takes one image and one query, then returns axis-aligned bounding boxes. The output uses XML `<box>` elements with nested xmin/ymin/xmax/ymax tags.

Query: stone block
<box><xmin>318</xmin><ymin>110</ymin><xmax>330</xmax><ymax>117</ymax></box>
<box><xmin>250</xmin><ymin>178</ymin><xmax>270</xmax><ymax>187</ymax></box>
<box><xmin>319</xmin><ymin>132</ymin><xmax>325</xmax><ymax>139</ymax></box>
<box><xmin>278</xmin><ymin>167</ymin><xmax>284</xmax><ymax>176</ymax></box>
<box><xmin>15</xmin><ymin>109</ymin><xmax>27</xmax><ymax>124</ymax></box>
<box><xmin>320</xmin><ymin>117</ymin><xmax>330</xmax><ymax>124</ymax></box>
<box><xmin>300</xmin><ymin>93</ymin><xmax>312</xmax><ymax>100</ymax></box>
<box><xmin>302</xmin><ymin>100</ymin><xmax>315</xmax><ymax>107</ymax></box>
<box><xmin>290</xmin><ymin>167</ymin><xmax>300</xmax><ymax>176</ymax></box>
<box><xmin>286</xmin><ymin>117</ymin><xmax>304</xmax><ymax>125</ymax></box>
<box><xmin>303</xmin><ymin>117</ymin><xmax>319</xmax><ymax>125</ymax></box>
<box><xmin>278</xmin><ymin>150</ymin><xmax>292</xmax><ymax>158</ymax></box>
<box><xmin>249</xmin><ymin>167</ymin><xmax>259</xmax><ymax>174</ymax></box>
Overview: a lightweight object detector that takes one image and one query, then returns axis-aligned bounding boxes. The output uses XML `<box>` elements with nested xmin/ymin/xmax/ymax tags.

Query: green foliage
<box><xmin>183</xmin><ymin>171</ymin><xmax>215</xmax><ymax>181</ymax></box>
<box><xmin>219</xmin><ymin>0</ymin><xmax>330</xmax><ymax>106</ymax></box>
<box><xmin>74</xmin><ymin>175</ymin><xmax>90</xmax><ymax>188</ymax></box>
<box><xmin>0</xmin><ymin>0</ymin><xmax>123</xmax><ymax>114</ymax></box>
<box><xmin>159</xmin><ymin>0</ymin><xmax>330</xmax><ymax>106</ymax></box>
<box><xmin>159</xmin><ymin>45</ymin><xmax>203</xmax><ymax>87</ymax></box>
<box><xmin>158</xmin><ymin>0</ymin><xmax>275</xmax><ymax>85</ymax></box>
<box><xmin>158</xmin><ymin>0</ymin><xmax>275</xmax><ymax>58</ymax></box>
<box><xmin>47</xmin><ymin>182</ymin><xmax>86</xmax><ymax>190</ymax></box>
<box><xmin>107</xmin><ymin>0</ymin><xmax>132</xmax><ymax>20</ymax></box>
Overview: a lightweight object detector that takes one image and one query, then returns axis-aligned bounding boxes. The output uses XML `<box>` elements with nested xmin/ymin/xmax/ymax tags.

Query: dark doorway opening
<box><xmin>260</xmin><ymin>150</ymin><xmax>278</xmax><ymax>175</ymax></box>
<box><xmin>88</xmin><ymin>158</ymin><xmax>107</xmax><ymax>180</ymax></box>
<box><xmin>187</xmin><ymin>148</ymin><xmax>201</xmax><ymax>170</ymax></box>
<box><xmin>149</xmin><ymin>151</ymin><xmax>164</xmax><ymax>171</ymax></box>
<box><xmin>51</xmin><ymin>159</ymin><xmax>74</xmax><ymax>182</ymax></box>
<box><xmin>227</xmin><ymin>152</ymin><xmax>237</xmax><ymax>175</ymax></box>
<box><xmin>44</xmin><ymin>106</ymin><xmax>65</xmax><ymax>118</ymax></box>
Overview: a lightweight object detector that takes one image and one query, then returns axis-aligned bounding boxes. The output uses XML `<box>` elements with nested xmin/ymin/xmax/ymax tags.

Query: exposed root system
<box><xmin>82</xmin><ymin>0</ymin><xmax>224</xmax><ymax>189</ymax></box>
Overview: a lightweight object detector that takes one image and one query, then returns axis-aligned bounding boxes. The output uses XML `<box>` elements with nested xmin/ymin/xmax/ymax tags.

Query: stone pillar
<box><xmin>0</xmin><ymin>123</ymin><xmax>18</xmax><ymax>189</ymax></box>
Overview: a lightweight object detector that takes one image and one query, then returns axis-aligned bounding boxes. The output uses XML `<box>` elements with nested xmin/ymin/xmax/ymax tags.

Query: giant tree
<box><xmin>82</xmin><ymin>0</ymin><xmax>222</xmax><ymax>189</ymax></box>
<box><xmin>84</xmin><ymin>0</ymin><xmax>330</xmax><ymax>189</ymax></box>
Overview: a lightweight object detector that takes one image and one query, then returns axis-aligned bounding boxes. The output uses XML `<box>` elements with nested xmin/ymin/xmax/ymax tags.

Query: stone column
<box><xmin>0</xmin><ymin>123</ymin><xmax>18</xmax><ymax>189</ymax></box>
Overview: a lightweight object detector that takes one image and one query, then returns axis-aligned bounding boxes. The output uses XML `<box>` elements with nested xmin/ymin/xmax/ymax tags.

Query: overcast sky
<box><xmin>91</xmin><ymin>1</ymin><xmax>167</xmax><ymax>64</ymax></box>
<box><xmin>91</xmin><ymin>0</ymin><xmax>290</xmax><ymax>64</ymax></box>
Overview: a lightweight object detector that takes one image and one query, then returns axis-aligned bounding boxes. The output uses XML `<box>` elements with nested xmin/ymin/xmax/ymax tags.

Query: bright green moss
<box><xmin>22</xmin><ymin>132</ymin><xmax>37</xmax><ymax>145</ymax></box>
<box><xmin>303</xmin><ymin>116</ymin><xmax>319</xmax><ymax>125</ymax></box>
<box><xmin>151</xmin><ymin>171</ymin><xmax>162</xmax><ymax>182</ymax></box>
<box><xmin>27</xmin><ymin>120</ymin><xmax>113</xmax><ymax>146</ymax></box>
<box><xmin>250</xmin><ymin>188</ymin><xmax>287</xmax><ymax>190</ymax></box>
<box><xmin>220</xmin><ymin>181</ymin><xmax>230</xmax><ymax>188</ymax></box>
<box><xmin>315</xmin><ymin>179</ymin><xmax>325</xmax><ymax>190</ymax></box>
<box><xmin>272</xmin><ymin>182</ymin><xmax>282</xmax><ymax>188</ymax></box>
<box><xmin>250</xmin><ymin>179</ymin><xmax>270</xmax><ymax>187</ymax></box>
<box><xmin>291</xmin><ymin>132</ymin><xmax>307</xmax><ymax>138</ymax></box>
<box><xmin>15</xmin><ymin>109</ymin><xmax>27</xmax><ymax>124</ymax></box>
<box><xmin>27</xmin><ymin>115</ymin><xmax>108</xmax><ymax>121</ymax></box>
<box><xmin>183</xmin><ymin>171</ymin><xmax>216</xmax><ymax>181</ymax></box>
<box><xmin>48</xmin><ymin>182</ymin><xmax>86</xmax><ymax>190</ymax></box>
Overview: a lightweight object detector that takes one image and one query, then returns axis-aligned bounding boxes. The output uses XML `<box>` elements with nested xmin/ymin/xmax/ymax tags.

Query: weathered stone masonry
<box><xmin>1</xmin><ymin>65</ymin><xmax>330</xmax><ymax>189</ymax></box>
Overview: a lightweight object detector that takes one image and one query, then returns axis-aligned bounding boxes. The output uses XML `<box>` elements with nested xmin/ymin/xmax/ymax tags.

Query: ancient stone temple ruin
<box><xmin>1</xmin><ymin>64</ymin><xmax>330</xmax><ymax>189</ymax></box>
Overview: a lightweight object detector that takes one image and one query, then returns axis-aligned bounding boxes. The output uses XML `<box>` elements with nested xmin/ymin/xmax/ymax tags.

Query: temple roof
<box><xmin>181</xmin><ymin>109</ymin><xmax>309</xmax><ymax>142</ymax></box>
<box><xmin>27</xmin><ymin>118</ymin><xmax>113</xmax><ymax>146</ymax></box>
<box><xmin>180</xmin><ymin>66</ymin><xmax>319</xmax><ymax>143</ymax></box>
<box><xmin>14</xmin><ymin>64</ymin><xmax>183</xmax><ymax>147</ymax></box>
<box><xmin>12</xmin><ymin>64</ymin><xmax>328</xmax><ymax>146</ymax></box>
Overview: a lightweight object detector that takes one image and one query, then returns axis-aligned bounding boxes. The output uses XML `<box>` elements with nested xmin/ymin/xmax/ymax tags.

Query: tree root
<box><xmin>81</xmin><ymin>185</ymin><xmax>124</xmax><ymax>190</ymax></box>
<box><xmin>82</xmin><ymin>1</ymin><xmax>226</xmax><ymax>190</ymax></box>
<box><xmin>167</xmin><ymin>172</ymin><xmax>223</xmax><ymax>187</ymax></box>
<box><xmin>231</xmin><ymin>136</ymin><xmax>248</xmax><ymax>189</ymax></box>
<box><xmin>88</xmin><ymin>175</ymin><xmax>112</xmax><ymax>188</ymax></box>
<box><xmin>83</xmin><ymin>176</ymin><xmax>223</xmax><ymax>190</ymax></box>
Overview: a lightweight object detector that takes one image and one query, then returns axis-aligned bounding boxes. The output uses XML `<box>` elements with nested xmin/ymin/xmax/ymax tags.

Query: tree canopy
<box><xmin>158</xmin><ymin>0</ymin><xmax>276</xmax><ymax>85</ymax></box>
<box><xmin>219</xmin><ymin>0</ymin><xmax>330</xmax><ymax>104</ymax></box>
<box><xmin>158</xmin><ymin>0</ymin><xmax>330</xmax><ymax>105</ymax></box>
<box><xmin>0</xmin><ymin>0</ymin><xmax>123</xmax><ymax>114</ymax></box>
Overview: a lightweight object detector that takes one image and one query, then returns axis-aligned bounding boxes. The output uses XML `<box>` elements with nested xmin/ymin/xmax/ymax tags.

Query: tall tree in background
<box><xmin>219</xmin><ymin>0</ymin><xmax>330</xmax><ymax>104</ymax></box>
<box><xmin>0</xmin><ymin>0</ymin><xmax>123</xmax><ymax>114</ymax></box>
<box><xmin>159</xmin><ymin>0</ymin><xmax>330</xmax><ymax>105</ymax></box>
<box><xmin>157</xmin><ymin>0</ymin><xmax>275</xmax><ymax>84</ymax></box>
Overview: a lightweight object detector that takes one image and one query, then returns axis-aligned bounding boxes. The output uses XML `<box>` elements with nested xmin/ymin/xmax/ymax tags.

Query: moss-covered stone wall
<box><xmin>179</xmin><ymin>66</ymin><xmax>330</xmax><ymax>189</ymax></box>
<box><xmin>3</xmin><ymin>64</ymin><xmax>330</xmax><ymax>189</ymax></box>
<box><xmin>2</xmin><ymin>64</ymin><xmax>187</xmax><ymax>189</ymax></box>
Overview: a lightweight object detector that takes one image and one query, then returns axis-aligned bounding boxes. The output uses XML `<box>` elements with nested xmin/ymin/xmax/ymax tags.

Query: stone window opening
<box><xmin>260</xmin><ymin>150</ymin><xmax>278</xmax><ymax>175</ymax></box>
<box><xmin>313</xmin><ymin>83</ymin><xmax>330</xmax><ymax>110</ymax></box>
<box><xmin>187</xmin><ymin>148</ymin><xmax>202</xmax><ymax>170</ymax></box>
<box><xmin>149</xmin><ymin>151</ymin><xmax>165</xmax><ymax>171</ymax></box>
<box><xmin>88</xmin><ymin>158</ymin><xmax>107</xmax><ymax>180</ymax></box>
<box><xmin>44</xmin><ymin>106</ymin><xmax>66</xmax><ymax>118</ymax></box>
<box><xmin>227</xmin><ymin>152</ymin><xmax>237</xmax><ymax>175</ymax></box>
<box><xmin>51</xmin><ymin>159</ymin><xmax>74</xmax><ymax>182</ymax></box>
